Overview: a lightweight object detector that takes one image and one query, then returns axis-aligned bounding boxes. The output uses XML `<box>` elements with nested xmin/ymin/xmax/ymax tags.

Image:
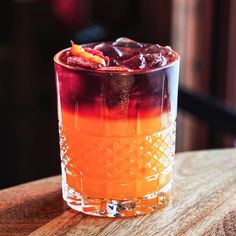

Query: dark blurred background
<box><xmin>1</xmin><ymin>0</ymin><xmax>236</xmax><ymax>189</ymax></box>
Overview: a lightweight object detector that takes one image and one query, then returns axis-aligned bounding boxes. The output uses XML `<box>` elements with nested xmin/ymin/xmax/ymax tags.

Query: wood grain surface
<box><xmin>0</xmin><ymin>149</ymin><xmax>236</xmax><ymax>236</ymax></box>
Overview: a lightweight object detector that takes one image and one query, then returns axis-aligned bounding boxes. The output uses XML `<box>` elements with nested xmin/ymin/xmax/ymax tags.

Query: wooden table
<box><xmin>1</xmin><ymin>149</ymin><xmax>236</xmax><ymax>236</ymax></box>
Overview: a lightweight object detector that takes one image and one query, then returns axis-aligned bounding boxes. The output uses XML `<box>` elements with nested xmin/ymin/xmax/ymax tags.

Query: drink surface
<box><xmin>54</xmin><ymin>38</ymin><xmax>180</xmax><ymax>216</ymax></box>
<box><xmin>58</xmin><ymin>38</ymin><xmax>178</xmax><ymax>72</ymax></box>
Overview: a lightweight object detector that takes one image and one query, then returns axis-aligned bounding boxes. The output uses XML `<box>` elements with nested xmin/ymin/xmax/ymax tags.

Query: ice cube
<box><xmin>144</xmin><ymin>44</ymin><xmax>162</xmax><ymax>53</ymax></box>
<box><xmin>115</xmin><ymin>37</ymin><xmax>139</xmax><ymax>44</ymax></box>
<box><xmin>165</xmin><ymin>46</ymin><xmax>172</xmax><ymax>51</ymax></box>
<box><xmin>94</xmin><ymin>43</ymin><xmax>123</xmax><ymax>59</ymax></box>
<box><xmin>113</xmin><ymin>37</ymin><xmax>143</xmax><ymax>48</ymax></box>
<box><xmin>144</xmin><ymin>45</ymin><xmax>175</xmax><ymax>63</ymax></box>
<box><xmin>164</xmin><ymin>46</ymin><xmax>175</xmax><ymax>57</ymax></box>
<box><xmin>144</xmin><ymin>53</ymin><xmax>168</xmax><ymax>68</ymax></box>
<box><xmin>123</xmin><ymin>53</ymin><xmax>146</xmax><ymax>70</ymax></box>
<box><xmin>108</xmin><ymin>58</ymin><xmax>120</xmax><ymax>66</ymax></box>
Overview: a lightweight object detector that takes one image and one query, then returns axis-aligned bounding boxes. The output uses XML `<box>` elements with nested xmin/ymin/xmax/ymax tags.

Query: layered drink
<box><xmin>54</xmin><ymin>38</ymin><xmax>180</xmax><ymax>217</ymax></box>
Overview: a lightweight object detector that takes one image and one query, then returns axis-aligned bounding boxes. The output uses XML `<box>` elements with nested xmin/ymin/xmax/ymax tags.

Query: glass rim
<box><xmin>54</xmin><ymin>47</ymin><xmax>180</xmax><ymax>76</ymax></box>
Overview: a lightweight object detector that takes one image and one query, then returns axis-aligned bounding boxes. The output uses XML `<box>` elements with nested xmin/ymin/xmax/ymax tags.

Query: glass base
<box><xmin>62</xmin><ymin>183</ymin><xmax>172</xmax><ymax>217</ymax></box>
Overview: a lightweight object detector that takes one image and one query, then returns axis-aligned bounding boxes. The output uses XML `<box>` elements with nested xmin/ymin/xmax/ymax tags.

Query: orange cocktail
<box><xmin>54</xmin><ymin>38</ymin><xmax>179</xmax><ymax>217</ymax></box>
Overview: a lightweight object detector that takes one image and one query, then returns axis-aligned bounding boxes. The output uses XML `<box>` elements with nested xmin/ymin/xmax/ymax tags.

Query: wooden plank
<box><xmin>210</xmin><ymin>0</ymin><xmax>236</xmax><ymax>147</ymax></box>
<box><xmin>226</xmin><ymin>0</ymin><xmax>236</xmax><ymax>106</ymax></box>
<box><xmin>0</xmin><ymin>149</ymin><xmax>236</xmax><ymax>235</ymax></box>
<box><xmin>0</xmin><ymin>177</ymin><xmax>67</xmax><ymax>236</ymax></box>
<box><xmin>172</xmin><ymin>0</ymin><xmax>213</xmax><ymax>151</ymax></box>
<box><xmin>222</xmin><ymin>0</ymin><xmax>236</xmax><ymax>147</ymax></box>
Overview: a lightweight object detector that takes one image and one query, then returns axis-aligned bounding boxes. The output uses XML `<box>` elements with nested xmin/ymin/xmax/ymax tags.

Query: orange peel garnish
<box><xmin>70</xmin><ymin>41</ymin><xmax>106</xmax><ymax>67</ymax></box>
<box><xmin>77</xmin><ymin>51</ymin><xmax>93</xmax><ymax>61</ymax></box>
<box><xmin>92</xmin><ymin>55</ymin><xmax>106</xmax><ymax>66</ymax></box>
<box><xmin>70</xmin><ymin>41</ymin><xmax>84</xmax><ymax>56</ymax></box>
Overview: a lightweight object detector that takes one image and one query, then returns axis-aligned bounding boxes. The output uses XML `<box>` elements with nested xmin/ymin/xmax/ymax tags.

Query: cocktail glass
<box><xmin>54</xmin><ymin>43</ymin><xmax>180</xmax><ymax>217</ymax></box>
